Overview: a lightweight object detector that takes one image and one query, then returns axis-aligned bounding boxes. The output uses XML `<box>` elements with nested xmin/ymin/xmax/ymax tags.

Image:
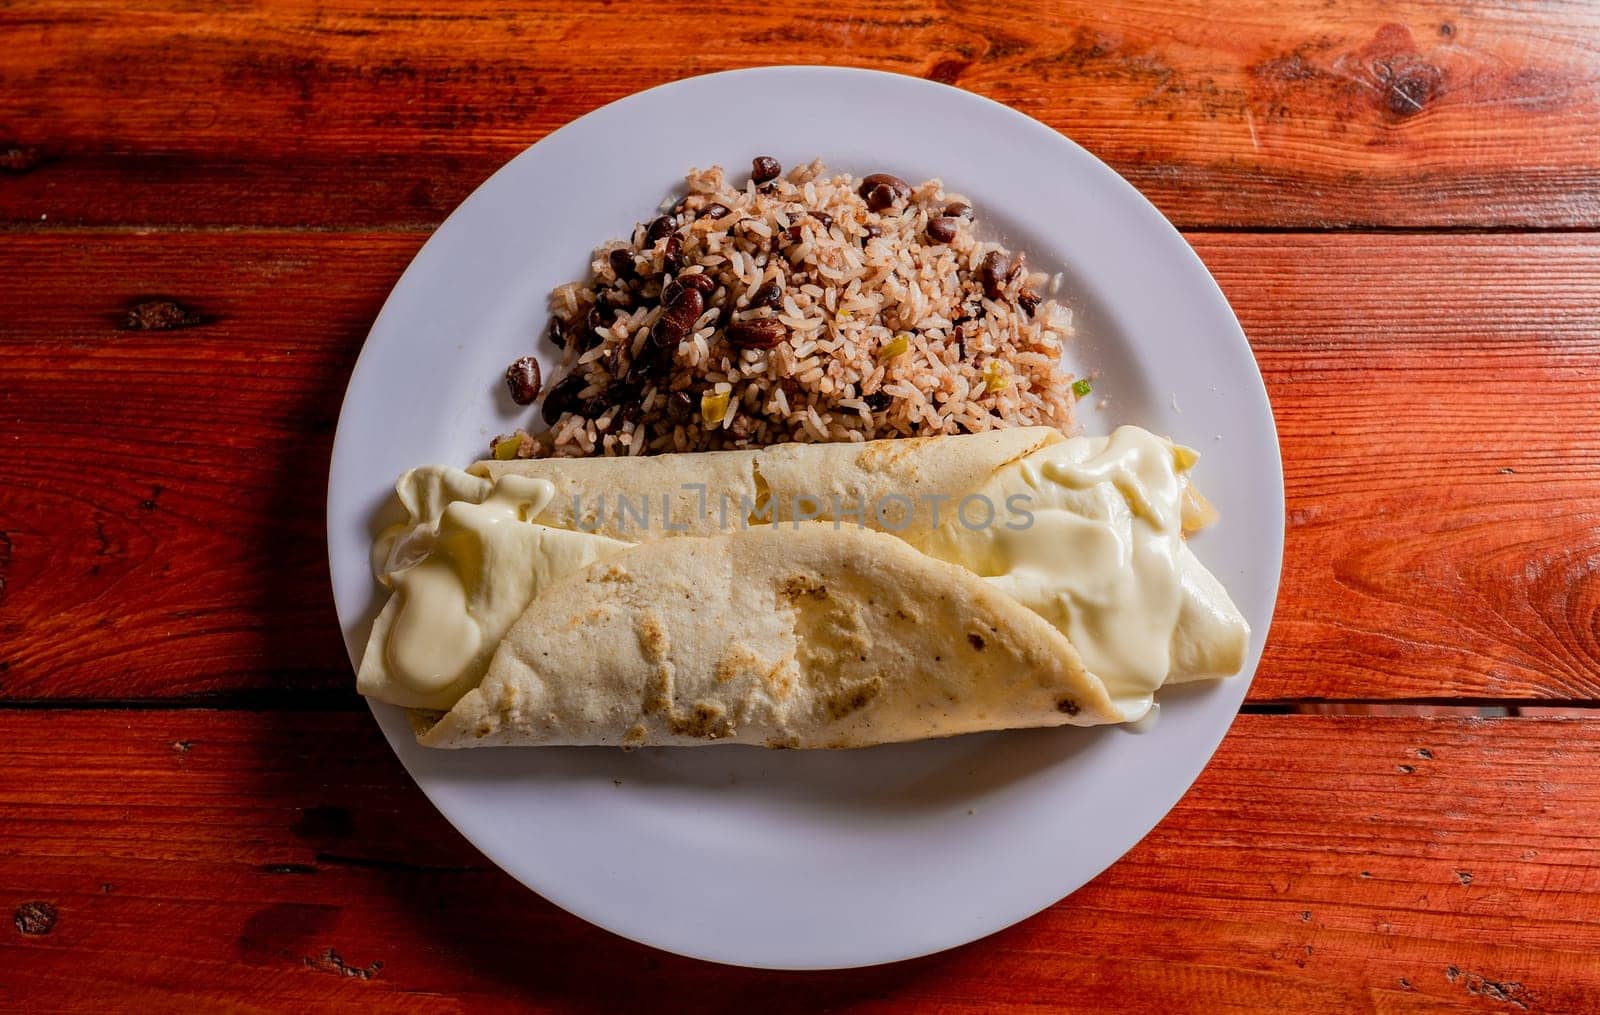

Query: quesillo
<box><xmin>357</xmin><ymin>425</ymin><xmax>1250</xmax><ymax>748</ymax></box>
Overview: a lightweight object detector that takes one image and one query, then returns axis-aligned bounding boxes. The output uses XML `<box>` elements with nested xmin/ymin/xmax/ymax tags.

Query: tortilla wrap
<box><xmin>417</xmin><ymin>523</ymin><xmax>1119</xmax><ymax>748</ymax></box>
<box><xmin>467</xmin><ymin>426</ymin><xmax>1060</xmax><ymax>545</ymax></box>
<box><xmin>360</xmin><ymin>426</ymin><xmax>1250</xmax><ymax>747</ymax></box>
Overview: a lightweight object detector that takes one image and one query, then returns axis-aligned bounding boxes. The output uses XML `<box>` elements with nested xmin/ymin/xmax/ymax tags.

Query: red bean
<box><xmin>727</xmin><ymin>319</ymin><xmax>787</xmax><ymax>349</ymax></box>
<box><xmin>504</xmin><ymin>357</ymin><xmax>542</xmax><ymax>405</ymax></box>
<box><xmin>678</xmin><ymin>273</ymin><xmax>717</xmax><ymax>296</ymax></box>
<box><xmin>751</xmin><ymin>156</ymin><xmax>782</xmax><ymax>184</ymax></box>
<box><xmin>749</xmin><ymin>278</ymin><xmax>784</xmax><ymax>310</ymax></box>
<box><xmin>978</xmin><ymin>251</ymin><xmax>1010</xmax><ymax>300</ymax></box>
<box><xmin>859</xmin><ymin>173</ymin><xmax>911</xmax><ymax>210</ymax></box>
<box><xmin>926</xmin><ymin>216</ymin><xmax>960</xmax><ymax>243</ymax></box>
<box><xmin>650</xmin><ymin>285</ymin><xmax>704</xmax><ymax>349</ymax></box>
<box><xmin>645</xmin><ymin>216</ymin><xmax>674</xmax><ymax>245</ymax></box>
<box><xmin>608</xmin><ymin>248</ymin><xmax>637</xmax><ymax>280</ymax></box>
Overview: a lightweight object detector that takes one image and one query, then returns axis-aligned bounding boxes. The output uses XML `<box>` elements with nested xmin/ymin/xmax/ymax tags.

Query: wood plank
<box><xmin>0</xmin><ymin>711</ymin><xmax>1595</xmax><ymax>1011</ymax></box>
<box><xmin>2</xmin><ymin>0</ymin><xmax>1599</xmax><ymax>228</ymax></box>
<box><xmin>2</xmin><ymin>232</ymin><xmax>1597</xmax><ymax>702</ymax></box>
<box><xmin>1201</xmin><ymin>234</ymin><xmax>1600</xmax><ymax>703</ymax></box>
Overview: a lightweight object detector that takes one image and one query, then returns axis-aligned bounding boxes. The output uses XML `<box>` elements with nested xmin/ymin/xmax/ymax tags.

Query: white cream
<box><xmin>921</xmin><ymin>426</ymin><xmax>1249</xmax><ymax>721</ymax></box>
<box><xmin>357</xmin><ymin>469</ymin><xmax>633</xmax><ymax>710</ymax></box>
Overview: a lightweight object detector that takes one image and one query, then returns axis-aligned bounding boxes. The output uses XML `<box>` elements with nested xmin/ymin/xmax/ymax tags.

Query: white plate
<box><xmin>327</xmin><ymin>66</ymin><xmax>1283</xmax><ymax>970</ymax></box>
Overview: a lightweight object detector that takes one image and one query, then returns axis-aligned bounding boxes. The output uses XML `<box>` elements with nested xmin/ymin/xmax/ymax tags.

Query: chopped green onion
<box><xmin>1071</xmin><ymin>378</ymin><xmax>1093</xmax><ymax>399</ymax></box>
<box><xmin>877</xmin><ymin>333</ymin><xmax>910</xmax><ymax>360</ymax></box>
<box><xmin>491</xmin><ymin>435</ymin><xmax>522</xmax><ymax>460</ymax></box>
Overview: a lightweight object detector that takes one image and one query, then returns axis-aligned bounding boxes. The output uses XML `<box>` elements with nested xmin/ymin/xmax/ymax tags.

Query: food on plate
<box><xmin>494</xmin><ymin>158</ymin><xmax>1081</xmax><ymax>460</ymax></box>
<box><xmin>357</xmin><ymin>426</ymin><xmax>1249</xmax><ymax>748</ymax></box>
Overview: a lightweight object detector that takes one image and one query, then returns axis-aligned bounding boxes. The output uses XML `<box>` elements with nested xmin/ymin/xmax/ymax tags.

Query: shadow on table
<box><xmin>240</xmin><ymin>703</ymin><xmax>1003</xmax><ymax>1011</ymax></box>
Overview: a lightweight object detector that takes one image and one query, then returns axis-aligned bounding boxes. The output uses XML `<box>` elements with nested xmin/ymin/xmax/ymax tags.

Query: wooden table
<box><xmin>4</xmin><ymin>1</ymin><xmax>1598</xmax><ymax>1009</ymax></box>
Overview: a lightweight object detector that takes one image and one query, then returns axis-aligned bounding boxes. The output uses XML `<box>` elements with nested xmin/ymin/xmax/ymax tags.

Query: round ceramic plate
<box><xmin>327</xmin><ymin>66</ymin><xmax>1283</xmax><ymax>970</ymax></box>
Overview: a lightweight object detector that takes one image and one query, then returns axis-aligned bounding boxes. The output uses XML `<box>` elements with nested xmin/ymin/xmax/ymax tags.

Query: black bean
<box><xmin>749</xmin><ymin>278</ymin><xmax>784</xmax><ymax>310</ymax></box>
<box><xmin>808</xmin><ymin>209</ymin><xmax>833</xmax><ymax>229</ymax></box>
<box><xmin>608</xmin><ymin>248</ymin><xmax>637</xmax><ymax>280</ymax></box>
<box><xmin>944</xmin><ymin>201</ymin><xmax>974</xmax><ymax>220</ymax></box>
<box><xmin>580</xmin><ymin>305</ymin><xmax>605</xmax><ymax>349</ymax></box>
<box><xmin>926</xmin><ymin>216</ymin><xmax>960</xmax><ymax>244</ymax></box>
<box><xmin>562</xmin><ymin>307</ymin><xmax>599</xmax><ymax>350</ymax></box>
<box><xmin>865</xmin><ymin>391</ymin><xmax>892</xmax><ymax>411</ymax></box>
<box><xmin>541</xmin><ymin>374</ymin><xmax>586</xmax><ymax>425</ymax></box>
<box><xmin>645</xmin><ymin>216</ymin><xmax>674</xmax><ymax>246</ymax></box>
<box><xmin>952</xmin><ymin>324</ymin><xmax>967</xmax><ymax>360</ymax></box>
<box><xmin>668</xmin><ymin>389</ymin><xmax>696</xmax><ymax>419</ymax></box>
<box><xmin>859</xmin><ymin>173</ymin><xmax>911</xmax><ymax>210</ymax></box>
<box><xmin>660</xmin><ymin>278</ymin><xmax>685</xmax><ymax>308</ymax></box>
<box><xmin>860</xmin><ymin>223</ymin><xmax>882</xmax><ymax>248</ymax></box>
<box><xmin>619</xmin><ymin>402</ymin><xmax>643</xmax><ymax>427</ymax></box>
<box><xmin>1005</xmin><ymin>255</ymin><xmax>1026</xmax><ymax>286</ymax></box>
<box><xmin>1018</xmin><ymin>289</ymin><xmax>1041</xmax><ymax>316</ymax></box>
<box><xmin>504</xmin><ymin>356</ymin><xmax>542</xmax><ymax>405</ymax></box>
<box><xmin>602</xmin><ymin>341</ymin><xmax>629</xmax><ymax>380</ymax></box>
<box><xmin>546</xmin><ymin>316</ymin><xmax>566</xmax><ymax>350</ymax></box>
<box><xmin>679</xmin><ymin>272</ymin><xmax>717</xmax><ymax>296</ymax></box>
<box><xmin>649</xmin><ymin>285</ymin><xmax>704</xmax><ymax>349</ymax></box>
<box><xmin>751</xmin><ymin>156</ymin><xmax>782</xmax><ymax>184</ymax></box>
<box><xmin>700</xmin><ymin>202</ymin><xmax>732</xmax><ymax>221</ymax></box>
<box><xmin>626</xmin><ymin>341</ymin><xmax>673</xmax><ymax>383</ymax></box>
<box><xmin>662</xmin><ymin>233</ymin><xmax>684</xmax><ymax>274</ymax></box>
<box><xmin>978</xmin><ymin>251</ymin><xmax>1011</xmax><ymax>300</ymax></box>
<box><xmin>727</xmin><ymin>319</ymin><xmax>787</xmax><ymax>349</ymax></box>
<box><xmin>599</xmin><ymin>287</ymin><xmax>635</xmax><ymax>315</ymax></box>
<box><xmin>581</xmin><ymin>396</ymin><xmax>612</xmax><ymax>422</ymax></box>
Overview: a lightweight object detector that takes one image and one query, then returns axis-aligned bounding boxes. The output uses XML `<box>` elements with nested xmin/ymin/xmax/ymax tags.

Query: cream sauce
<box><xmin>363</xmin><ymin>469</ymin><xmax>632</xmax><ymax>709</ymax></box>
<box><xmin>921</xmin><ymin>426</ymin><xmax>1249</xmax><ymax>721</ymax></box>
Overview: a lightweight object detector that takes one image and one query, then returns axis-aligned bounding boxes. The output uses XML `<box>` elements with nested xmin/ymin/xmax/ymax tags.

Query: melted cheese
<box><xmin>357</xmin><ymin>470</ymin><xmax>632</xmax><ymax>710</ymax></box>
<box><xmin>920</xmin><ymin>426</ymin><xmax>1249</xmax><ymax>720</ymax></box>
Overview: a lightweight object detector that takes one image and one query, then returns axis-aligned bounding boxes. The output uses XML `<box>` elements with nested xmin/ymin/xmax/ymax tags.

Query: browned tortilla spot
<box><xmin>636</xmin><ymin>611</ymin><xmax>670</xmax><ymax>663</ymax></box>
<box><xmin>781</xmin><ymin>574</ymin><xmax>828</xmax><ymax>600</ymax></box>
<box><xmin>822</xmin><ymin>677</ymin><xmax>883</xmax><ymax>720</ymax></box>
<box><xmin>667</xmin><ymin>700</ymin><xmax>735</xmax><ymax>739</ymax></box>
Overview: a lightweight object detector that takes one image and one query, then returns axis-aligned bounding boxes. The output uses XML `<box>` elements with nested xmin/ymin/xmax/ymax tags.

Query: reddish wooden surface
<box><xmin>4</xmin><ymin>712</ymin><xmax>1599</xmax><ymax>1012</ymax></box>
<box><xmin>2</xmin><ymin>1</ymin><xmax>1599</xmax><ymax>229</ymax></box>
<box><xmin>4</xmin><ymin>0</ymin><xmax>1599</xmax><ymax>1008</ymax></box>
<box><xmin>3</xmin><ymin>233</ymin><xmax>1597</xmax><ymax>703</ymax></box>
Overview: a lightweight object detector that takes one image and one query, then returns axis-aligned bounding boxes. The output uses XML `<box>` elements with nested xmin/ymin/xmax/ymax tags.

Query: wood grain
<box><xmin>1198</xmin><ymin>234</ymin><xmax>1600</xmax><ymax>703</ymax></box>
<box><xmin>0</xmin><ymin>711</ymin><xmax>1595</xmax><ymax>1011</ymax></box>
<box><xmin>2</xmin><ymin>232</ymin><xmax>1597</xmax><ymax>703</ymax></box>
<box><xmin>2</xmin><ymin>0</ymin><xmax>1598</xmax><ymax>229</ymax></box>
